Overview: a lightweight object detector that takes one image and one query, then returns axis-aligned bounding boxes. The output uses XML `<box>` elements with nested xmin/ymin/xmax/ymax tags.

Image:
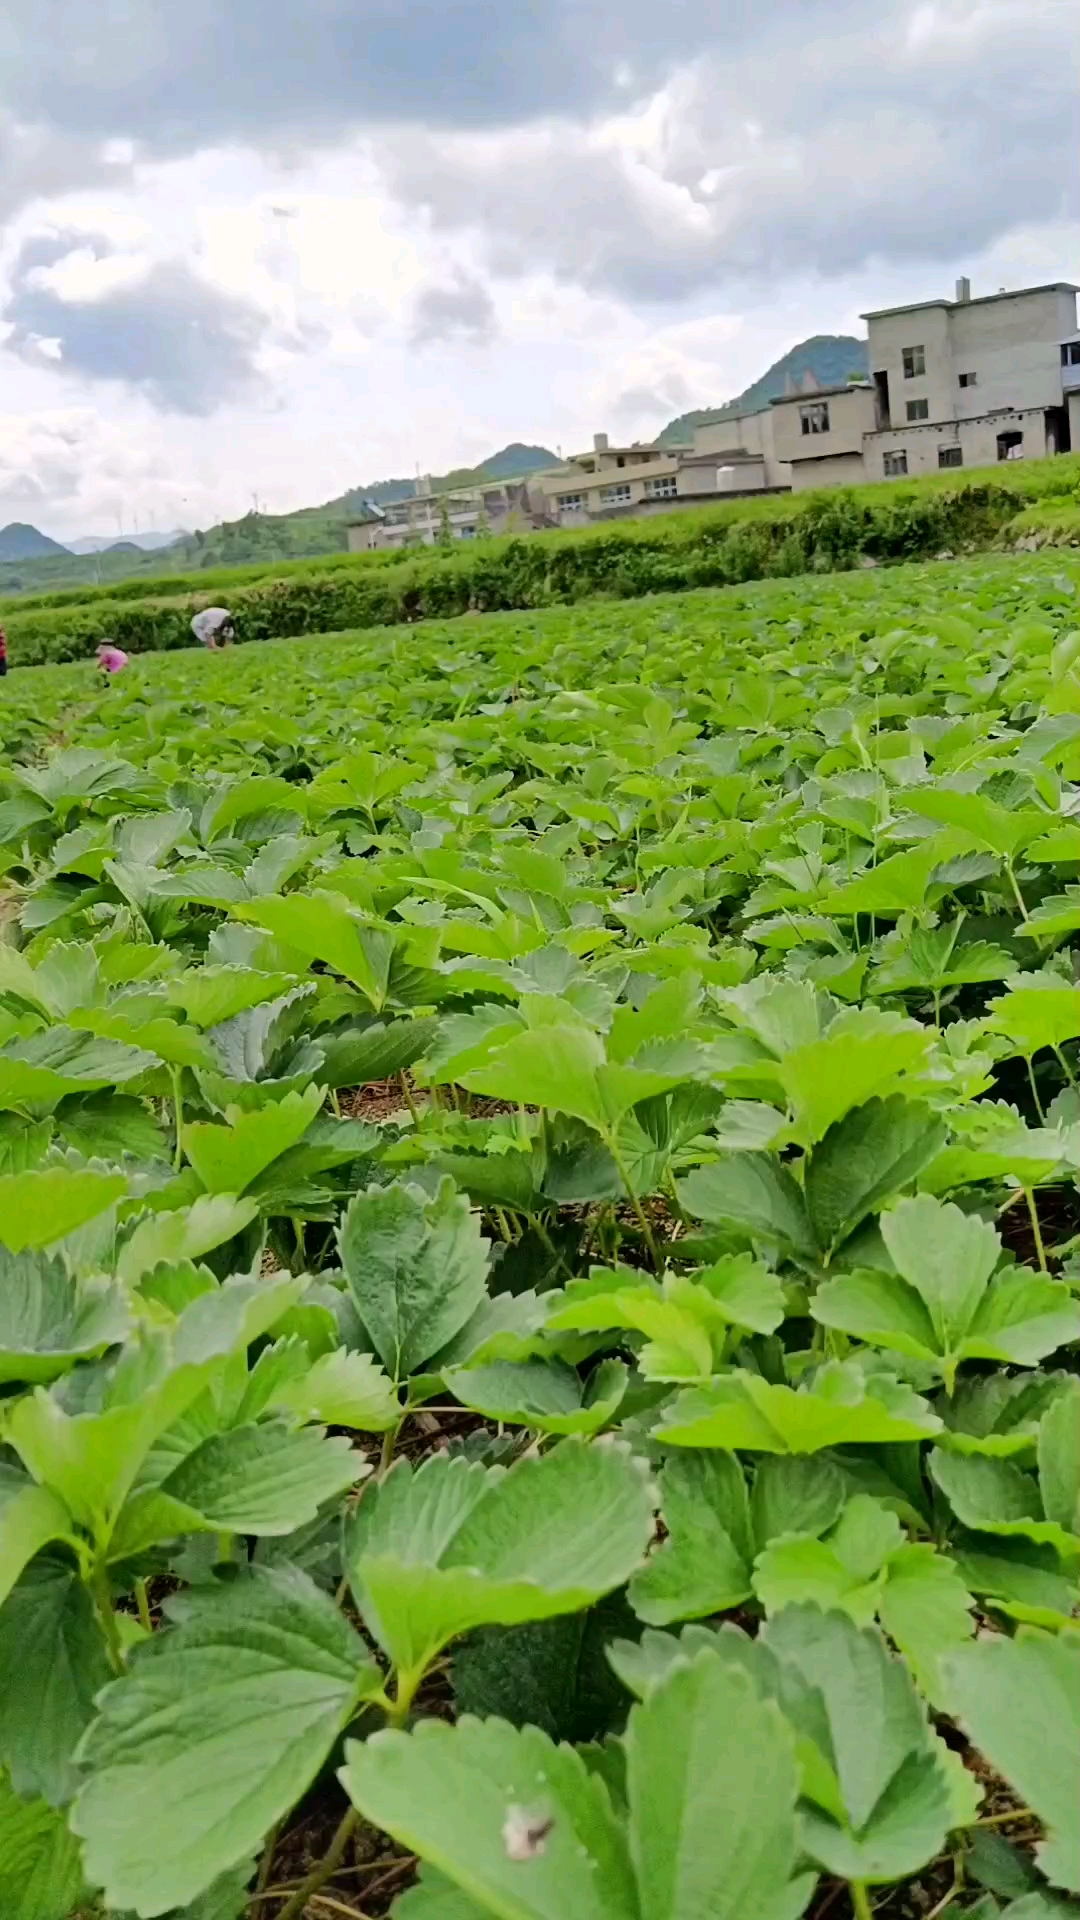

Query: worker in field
<box><xmin>191</xmin><ymin>606</ymin><xmax>235</xmax><ymax>649</ymax></box>
<box><xmin>98</xmin><ymin>642</ymin><xmax>129</xmax><ymax>674</ymax></box>
<box><xmin>0</xmin><ymin>627</ymin><xmax>7</xmax><ymax>677</ymax></box>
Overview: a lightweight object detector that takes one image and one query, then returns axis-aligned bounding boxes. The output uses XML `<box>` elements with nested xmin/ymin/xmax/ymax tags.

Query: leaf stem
<box><xmin>1004</xmin><ymin>859</ymin><xmax>1030</xmax><ymax>924</ymax></box>
<box><xmin>973</xmin><ymin>1806</ymin><xmax>1035</xmax><ymax>1827</ymax></box>
<box><xmin>250</xmin><ymin>1818</ymin><xmax>283</xmax><ymax>1915</ymax></box>
<box><xmin>378</xmin><ymin>1420</ymin><xmax>401</xmax><ymax>1477</ymax></box>
<box><xmin>606</xmin><ymin>1135</ymin><xmax>663</xmax><ymax>1271</ymax></box>
<box><xmin>850</xmin><ymin>1881</ymin><xmax>875</xmax><ymax>1920</ymax></box>
<box><xmin>1024</xmin><ymin>1054</ymin><xmax>1046</xmax><ymax>1123</ymax></box>
<box><xmin>271</xmin><ymin>1806</ymin><xmax>360</xmax><ymax>1920</ymax></box>
<box><xmin>134</xmin><ymin>1577</ymin><xmax>153</xmax><ymax>1635</ymax></box>
<box><xmin>91</xmin><ymin>1563</ymin><xmax>125</xmax><ymax>1675</ymax></box>
<box><xmin>398</xmin><ymin>1071</ymin><xmax>421</xmax><ymax>1125</ymax></box>
<box><xmin>1022</xmin><ymin>1186</ymin><xmax>1048</xmax><ymax>1272</ymax></box>
<box><xmin>171</xmin><ymin>1063</ymin><xmax>185</xmax><ymax>1169</ymax></box>
<box><xmin>1052</xmin><ymin>1043</ymin><xmax>1078</xmax><ymax>1093</ymax></box>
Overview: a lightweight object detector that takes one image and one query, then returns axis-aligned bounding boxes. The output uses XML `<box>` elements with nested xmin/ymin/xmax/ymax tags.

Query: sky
<box><xmin>0</xmin><ymin>0</ymin><xmax>1077</xmax><ymax>540</ymax></box>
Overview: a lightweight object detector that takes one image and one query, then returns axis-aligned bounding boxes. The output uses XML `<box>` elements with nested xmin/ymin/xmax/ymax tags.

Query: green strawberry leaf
<box><xmin>445</xmin><ymin>1357</ymin><xmax>628</xmax><ymax>1435</ymax></box>
<box><xmin>347</xmin><ymin>1439</ymin><xmax>654</xmax><ymax>1682</ymax></box>
<box><xmin>343</xmin><ymin>1714</ymin><xmax>637</xmax><ymax>1920</ymax></box>
<box><xmin>930</xmin><ymin>1450</ymin><xmax>1080</xmax><ymax>1560</ymax></box>
<box><xmin>337</xmin><ymin>1177</ymin><xmax>490</xmax><ymax>1381</ymax></box>
<box><xmin>656</xmin><ymin>1363</ymin><xmax>942</xmax><ymax>1454</ymax></box>
<box><xmin>629</xmin><ymin>1451</ymin><xmax>753</xmax><ymax>1626</ymax></box>
<box><xmin>752</xmin><ymin>1495</ymin><xmax>902</xmax><ymax>1625</ymax></box>
<box><xmin>71</xmin><ymin>1565</ymin><xmax>383</xmax><ymax>1916</ymax></box>
<box><xmin>624</xmin><ymin>1648</ymin><xmax>816</xmax><ymax>1920</ymax></box>
<box><xmin>777</xmin><ymin>1010</ymin><xmax>934</xmax><ymax>1148</ymax></box>
<box><xmin>763</xmin><ymin>1607</ymin><xmax>954</xmax><ymax>1883</ymax></box>
<box><xmin>678</xmin><ymin>1155</ymin><xmax>815</xmax><ymax>1260</ymax></box>
<box><xmin>804</xmin><ymin>1098</ymin><xmax>947</xmax><ymax>1257</ymax></box>
<box><xmin>0</xmin><ymin>1768</ymin><xmax>86</xmax><ymax>1920</ymax></box>
<box><xmin>166</xmin><ymin>965</ymin><xmax>298</xmax><ymax>1030</ymax></box>
<box><xmin>0</xmin><ymin>1167</ymin><xmax>127</xmax><ymax>1253</ymax></box>
<box><xmin>117</xmin><ymin>1194</ymin><xmax>261</xmax><ymax>1286</ymax></box>
<box><xmin>814</xmin><ymin>1196</ymin><xmax>1080</xmax><ymax>1389</ymax></box>
<box><xmin>0</xmin><ymin>1559</ymin><xmax>111</xmax><ymax>1806</ymax></box>
<box><xmin>55</xmin><ymin>1090</ymin><xmax>168</xmax><ymax>1164</ymax></box>
<box><xmin>875</xmin><ymin>1545</ymin><xmax>976</xmax><ymax>1709</ymax></box>
<box><xmin>112</xmin><ymin>1421</ymin><xmax>364</xmax><ymax>1558</ymax></box>
<box><xmin>751</xmin><ymin>1455</ymin><xmax>848</xmax><ymax>1552</ymax></box>
<box><xmin>6</xmin><ymin>1276</ymin><xmax>303</xmax><ymax>1549</ymax></box>
<box><xmin>182</xmin><ymin>1084</ymin><xmax>325</xmax><ymax>1195</ymax></box>
<box><xmin>1037</xmin><ymin>1380</ymin><xmax>1080</xmax><ymax>1535</ymax></box>
<box><xmin>267</xmin><ymin>1347</ymin><xmax>401</xmax><ymax>1432</ymax></box>
<box><xmin>0</xmin><ymin>1465</ymin><xmax>78</xmax><ymax>1609</ymax></box>
<box><xmin>0</xmin><ymin>1247</ymin><xmax>129</xmax><ymax>1385</ymax></box>
<box><xmin>945</xmin><ymin>1630</ymin><xmax>1080</xmax><ymax>1892</ymax></box>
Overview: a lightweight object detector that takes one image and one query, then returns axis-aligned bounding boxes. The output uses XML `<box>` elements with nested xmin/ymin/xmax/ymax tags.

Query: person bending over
<box><xmin>190</xmin><ymin>607</ymin><xmax>235</xmax><ymax>649</ymax></box>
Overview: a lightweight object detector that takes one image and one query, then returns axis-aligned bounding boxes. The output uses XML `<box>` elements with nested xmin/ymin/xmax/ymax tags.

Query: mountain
<box><xmin>67</xmin><ymin>531</ymin><xmax>187</xmax><ymax>555</ymax></box>
<box><xmin>0</xmin><ymin>522</ymin><xmax>71</xmax><ymax>562</ymax></box>
<box><xmin>475</xmin><ymin>443</ymin><xmax>556</xmax><ymax>480</ymax></box>
<box><xmin>655</xmin><ymin>335</ymin><xmax>869</xmax><ymax>446</ymax></box>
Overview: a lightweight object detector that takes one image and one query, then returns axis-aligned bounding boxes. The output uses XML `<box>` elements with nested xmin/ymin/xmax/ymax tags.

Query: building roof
<box><xmin>861</xmin><ymin>282</ymin><xmax>1079</xmax><ymax>320</ymax></box>
<box><xmin>769</xmin><ymin>382</ymin><xmax>874</xmax><ymax>406</ymax></box>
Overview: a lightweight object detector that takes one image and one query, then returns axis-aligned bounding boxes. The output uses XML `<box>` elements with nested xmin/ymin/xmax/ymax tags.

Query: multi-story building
<box><xmin>534</xmin><ymin>426</ymin><xmax>790</xmax><ymax>527</ymax></box>
<box><xmin>773</xmin><ymin>280</ymin><xmax>1080</xmax><ymax>490</ymax></box>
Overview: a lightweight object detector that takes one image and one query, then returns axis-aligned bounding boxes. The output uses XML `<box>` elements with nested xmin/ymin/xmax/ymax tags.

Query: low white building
<box><xmin>347</xmin><ymin>476</ymin><xmax>552</xmax><ymax>551</ymax></box>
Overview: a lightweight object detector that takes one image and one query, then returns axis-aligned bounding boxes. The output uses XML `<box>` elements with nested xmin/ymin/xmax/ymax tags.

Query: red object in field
<box><xmin>98</xmin><ymin>644</ymin><xmax>129</xmax><ymax>673</ymax></box>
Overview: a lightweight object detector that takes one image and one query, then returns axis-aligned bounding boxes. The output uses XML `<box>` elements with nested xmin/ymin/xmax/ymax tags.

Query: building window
<box><xmin>457</xmin><ymin>524</ymin><xmax>476</xmax><ymax>537</ymax></box>
<box><xmin>800</xmin><ymin>402</ymin><xmax>830</xmax><ymax>435</ymax></box>
<box><xmin>599</xmin><ymin>483</ymin><xmax>632</xmax><ymax>504</ymax></box>
<box><xmin>958</xmin><ymin>371</ymin><xmax>977</xmax><ymax>388</ymax></box>
<box><xmin>616</xmin><ymin>455</ymin><xmax>626</xmax><ymax>467</ymax></box>
<box><xmin>883</xmin><ymin>451</ymin><xmax>908</xmax><ymax>477</ymax></box>
<box><xmin>556</xmin><ymin>493</ymin><xmax>584</xmax><ymax>510</ymax></box>
<box><xmin>902</xmin><ymin>345</ymin><xmax>926</xmax><ymax>378</ymax></box>
<box><xmin>938</xmin><ymin>445</ymin><xmax>963</xmax><ymax>468</ymax></box>
<box><xmin>1061</xmin><ymin>342</ymin><xmax>1080</xmax><ymax>366</ymax></box>
<box><xmin>645</xmin><ymin>474</ymin><xmax>678</xmax><ymax>498</ymax></box>
<box><xmin>906</xmin><ymin>399</ymin><xmax>930</xmax><ymax>422</ymax></box>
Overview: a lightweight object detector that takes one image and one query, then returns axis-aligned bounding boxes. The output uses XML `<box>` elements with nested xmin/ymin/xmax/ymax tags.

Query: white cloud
<box><xmin>0</xmin><ymin>0</ymin><xmax>1076</xmax><ymax>538</ymax></box>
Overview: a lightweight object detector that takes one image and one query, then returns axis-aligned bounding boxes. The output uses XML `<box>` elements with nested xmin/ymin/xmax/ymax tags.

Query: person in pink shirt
<box><xmin>97</xmin><ymin>643</ymin><xmax>129</xmax><ymax>674</ymax></box>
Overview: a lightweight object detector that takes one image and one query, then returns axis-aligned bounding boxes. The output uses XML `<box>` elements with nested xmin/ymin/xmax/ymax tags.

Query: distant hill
<box><xmin>332</xmin><ymin>442</ymin><xmax>557</xmax><ymax>515</ymax></box>
<box><xmin>0</xmin><ymin>522</ymin><xmax>71</xmax><ymax>562</ymax></box>
<box><xmin>656</xmin><ymin>335</ymin><xmax>869</xmax><ymax>445</ymax></box>
<box><xmin>475</xmin><ymin>443</ymin><xmax>556</xmax><ymax>480</ymax></box>
<box><xmin>67</xmin><ymin>531</ymin><xmax>187</xmax><ymax>555</ymax></box>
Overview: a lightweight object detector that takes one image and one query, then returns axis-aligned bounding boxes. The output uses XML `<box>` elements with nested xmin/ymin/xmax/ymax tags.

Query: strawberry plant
<box><xmin>1</xmin><ymin>550</ymin><xmax>1080</xmax><ymax>1920</ymax></box>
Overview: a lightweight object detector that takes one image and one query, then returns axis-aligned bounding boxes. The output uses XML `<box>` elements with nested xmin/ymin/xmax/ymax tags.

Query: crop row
<box><xmin>0</xmin><ymin>554</ymin><xmax>1078</xmax><ymax>1920</ymax></box>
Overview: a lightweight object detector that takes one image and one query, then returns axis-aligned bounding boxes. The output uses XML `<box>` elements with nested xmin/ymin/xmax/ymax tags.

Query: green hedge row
<box><xmin>6</xmin><ymin>465</ymin><xmax>1079</xmax><ymax>666</ymax></box>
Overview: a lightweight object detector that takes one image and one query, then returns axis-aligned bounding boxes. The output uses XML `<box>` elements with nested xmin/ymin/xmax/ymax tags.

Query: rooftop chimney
<box><xmin>955</xmin><ymin>276</ymin><xmax>971</xmax><ymax>303</ymax></box>
<box><xmin>593</xmin><ymin>432</ymin><xmax>609</xmax><ymax>453</ymax></box>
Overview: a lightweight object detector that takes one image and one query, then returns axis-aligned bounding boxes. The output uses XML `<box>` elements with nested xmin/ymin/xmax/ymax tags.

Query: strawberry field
<box><xmin>1</xmin><ymin>552</ymin><xmax>1080</xmax><ymax>1920</ymax></box>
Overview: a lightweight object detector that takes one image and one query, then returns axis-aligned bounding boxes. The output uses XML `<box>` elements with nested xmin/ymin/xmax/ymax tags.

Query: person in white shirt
<box><xmin>190</xmin><ymin>607</ymin><xmax>236</xmax><ymax>649</ymax></box>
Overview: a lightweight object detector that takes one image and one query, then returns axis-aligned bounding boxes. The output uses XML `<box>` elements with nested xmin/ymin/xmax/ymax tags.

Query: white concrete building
<box><xmin>773</xmin><ymin>279</ymin><xmax>1080</xmax><ymax>491</ymax></box>
<box><xmin>347</xmin><ymin>475</ymin><xmax>553</xmax><ymax>551</ymax></box>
